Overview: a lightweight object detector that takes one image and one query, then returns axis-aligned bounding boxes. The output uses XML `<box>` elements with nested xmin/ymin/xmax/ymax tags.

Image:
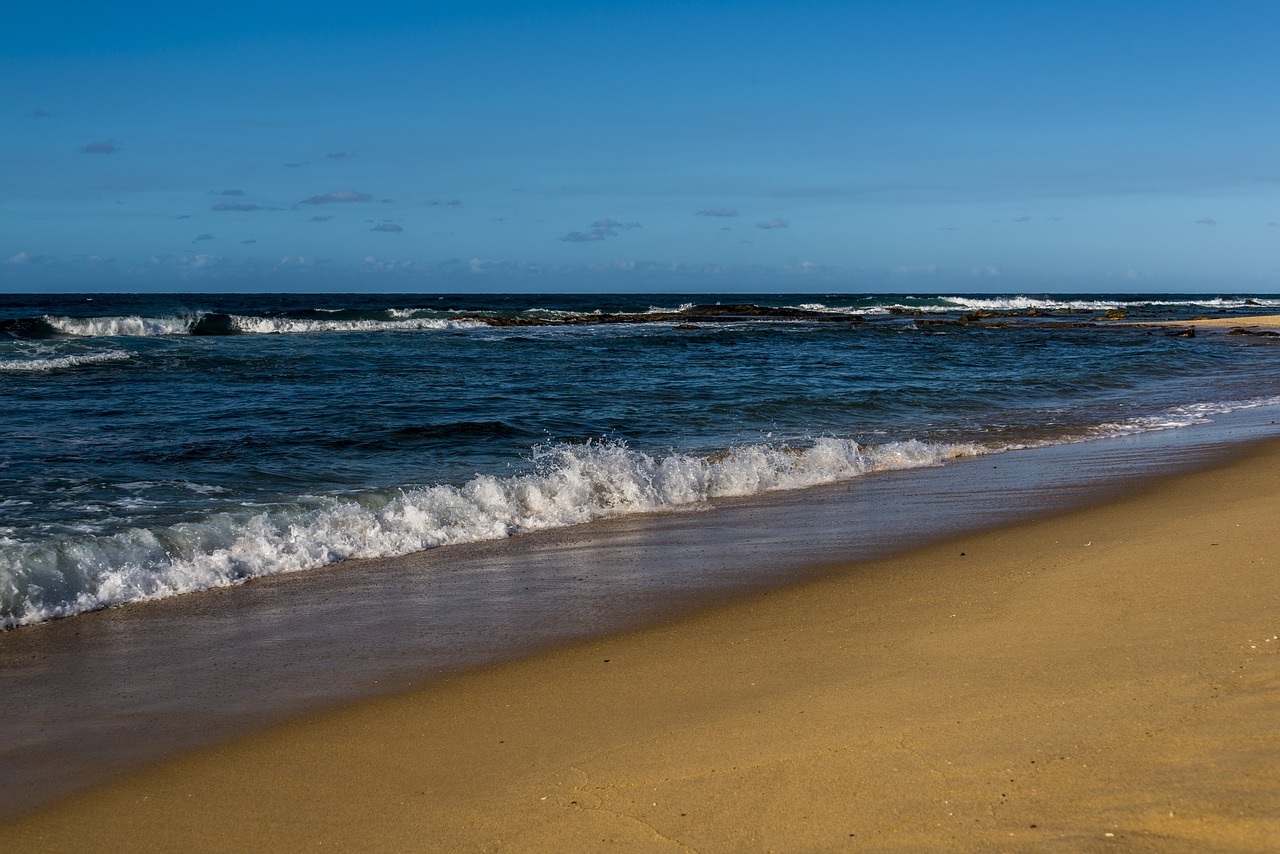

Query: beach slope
<box><xmin>6</xmin><ymin>443</ymin><xmax>1279</xmax><ymax>852</ymax></box>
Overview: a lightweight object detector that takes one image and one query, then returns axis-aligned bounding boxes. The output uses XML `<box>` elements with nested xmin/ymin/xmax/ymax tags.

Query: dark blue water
<box><xmin>4</xmin><ymin>291</ymin><xmax>1280</xmax><ymax>627</ymax></box>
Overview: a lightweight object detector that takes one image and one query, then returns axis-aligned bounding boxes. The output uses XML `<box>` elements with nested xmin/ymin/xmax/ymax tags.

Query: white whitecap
<box><xmin>0</xmin><ymin>437</ymin><xmax>980</xmax><ymax>628</ymax></box>
<box><xmin>0</xmin><ymin>350</ymin><xmax>131</xmax><ymax>372</ymax></box>
<box><xmin>44</xmin><ymin>315</ymin><xmax>197</xmax><ymax>337</ymax></box>
<box><xmin>222</xmin><ymin>315</ymin><xmax>484</xmax><ymax>334</ymax></box>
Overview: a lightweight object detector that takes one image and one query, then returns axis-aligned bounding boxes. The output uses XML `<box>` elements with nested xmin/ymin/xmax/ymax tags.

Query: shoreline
<box><xmin>4</xmin><ymin>408</ymin><xmax>1279</xmax><ymax>821</ymax></box>
<box><xmin>4</xmin><ymin>435</ymin><xmax>1279</xmax><ymax>849</ymax></box>
<box><xmin>1135</xmin><ymin>312</ymin><xmax>1280</xmax><ymax>330</ymax></box>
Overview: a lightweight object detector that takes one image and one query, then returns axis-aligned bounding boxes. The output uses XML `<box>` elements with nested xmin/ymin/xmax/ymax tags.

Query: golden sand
<box><xmin>6</xmin><ymin>443</ymin><xmax>1280</xmax><ymax>852</ymax></box>
<box><xmin>1139</xmin><ymin>313</ymin><xmax>1280</xmax><ymax>330</ymax></box>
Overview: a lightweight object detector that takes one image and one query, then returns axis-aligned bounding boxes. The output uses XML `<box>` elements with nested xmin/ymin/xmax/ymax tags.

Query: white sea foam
<box><xmin>972</xmin><ymin>396</ymin><xmax>1280</xmax><ymax>450</ymax></box>
<box><xmin>929</xmin><ymin>295</ymin><xmax>1280</xmax><ymax>313</ymax></box>
<box><xmin>37</xmin><ymin>313</ymin><xmax>482</xmax><ymax>337</ymax></box>
<box><xmin>45</xmin><ymin>315</ymin><xmax>195</xmax><ymax>337</ymax></box>
<box><xmin>7</xmin><ymin>389</ymin><xmax>1280</xmax><ymax>630</ymax></box>
<box><xmin>222</xmin><ymin>315</ymin><xmax>483</xmax><ymax>334</ymax></box>
<box><xmin>923</xmin><ymin>296</ymin><xmax>1127</xmax><ymax>312</ymax></box>
<box><xmin>0</xmin><ymin>350</ymin><xmax>131</xmax><ymax>372</ymax></box>
<box><xmin>1161</xmin><ymin>297</ymin><xmax>1280</xmax><ymax>310</ymax></box>
<box><xmin>846</xmin><ymin>295</ymin><xmax>1280</xmax><ymax>317</ymax></box>
<box><xmin>0</xmin><ymin>437</ymin><xmax>980</xmax><ymax>628</ymax></box>
<box><xmin>1087</xmin><ymin>396</ymin><xmax>1280</xmax><ymax>437</ymax></box>
<box><xmin>785</xmin><ymin>302</ymin><xmax>867</xmax><ymax>314</ymax></box>
<box><xmin>521</xmin><ymin>308</ymin><xmax>580</xmax><ymax>319</ymax></box>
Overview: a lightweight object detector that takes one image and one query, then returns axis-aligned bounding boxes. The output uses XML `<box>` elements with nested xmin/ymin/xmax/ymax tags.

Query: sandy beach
<box><xmin>9</xmin><ymin>1</ymin><xmax>1280</xmax><ymax>848</ymax></box>
<box><xmin>3</xmin><ymin>437</ymin><xmax>1277</xmax><ymax>851</ymax></box>
<box><xmin>1138</xmin><ymin>313</ymin><xmax>1280</xmax><ymax>330</ymax></box>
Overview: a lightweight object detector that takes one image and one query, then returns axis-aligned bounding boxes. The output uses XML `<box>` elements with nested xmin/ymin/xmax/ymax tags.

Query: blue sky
<box><xmin>3</xmin><ymin>1</ymin><xmax>1279</xmax><ymax>292</ymax></box>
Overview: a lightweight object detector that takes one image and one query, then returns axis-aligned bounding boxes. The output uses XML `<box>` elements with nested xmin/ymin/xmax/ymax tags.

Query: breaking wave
<box><xmin>790</xmin><ymin>295</ymin><xmax>1280</xmax><ymax>315</ymax></box>
<box><xmin>1086</xmin><ymin>396</ymin><xmax>1280</xmax><ymax>438</ymax></box>
<box><xmin>0</xmin><ymin>350</ymin><xmax>132</xmax><ymax>372</ymax></box>
<box><xmin>0</xmin><ymin>312</ymin><xmax>483</xmax><ymax>339</ymax></box>
<box><xmin>932</xmin><ymin>296</ymin><xmax>1280</xmax><ymax>313</ymax></box>
<box><xmin>0</xmin><ymin>437</ymin><xmax>980</xmax><ymax>628</ymax></box>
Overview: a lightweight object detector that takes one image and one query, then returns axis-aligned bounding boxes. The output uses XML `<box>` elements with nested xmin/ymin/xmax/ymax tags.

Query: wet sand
<box><xmin>3</xmin><ymin>411</ymin><xmax>1276</xmax><ymax>822</ymax></box>
<box><xmin>5</xmin><ymin>436</ymin><xmax>1279</xmax><ymax>850</ymax></box>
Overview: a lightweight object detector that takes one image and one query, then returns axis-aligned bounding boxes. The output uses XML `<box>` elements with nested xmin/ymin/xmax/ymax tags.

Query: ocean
<box><xmin>4</xmin><ymin>291</ymin><xmax>1280</xmax><ymax>630</ymax></box>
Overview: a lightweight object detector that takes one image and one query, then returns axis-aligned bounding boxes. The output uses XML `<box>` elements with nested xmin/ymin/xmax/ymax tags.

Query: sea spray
<box><xmin>44</xmin><ymin>314</ymin><xmax>197</xmax><ymax>337</ymax></box>
<box><xmin>25</xmin><ymin>313</ymin><xmax>483</xmax><ymax>337</ymax></box>
<box><xmin>7</xmin><ymin>291</ymin><xmax>1280</xmax><ymax>630</ymax></box>
<box><xmin>0</xmin><ymin>437</ymin><xmax>980</xmax><ymax>627</ymax></box>
<box><xmin>0</xmin><ymin>350</ymin><xmax>131</xmax><ymax>372</ymax></box>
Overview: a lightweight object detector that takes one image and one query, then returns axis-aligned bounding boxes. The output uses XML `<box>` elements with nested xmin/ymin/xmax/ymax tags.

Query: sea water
<box><xmin>4</xmin><ymin>291</ymin><xmax>1280</xmax><ymax>628</ymax></box>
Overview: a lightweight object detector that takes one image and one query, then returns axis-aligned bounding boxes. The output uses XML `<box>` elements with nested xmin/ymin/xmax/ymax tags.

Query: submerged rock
<box><xmin>188</xmin><ymin>313</ymin><xmax>239</xmax><ymax>335</ymax></box>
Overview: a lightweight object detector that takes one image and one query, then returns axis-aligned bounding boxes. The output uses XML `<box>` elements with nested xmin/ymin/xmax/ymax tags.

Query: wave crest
<box><xmin>0</xmin><ymin>350</ymin><xmax>131</xmax><ymax>372</ymax></box>
<box><xmin>16</xmin><ymin>313</ymin><xmax>484</xmax><ymax>338</ymax></box>
<box><xmin>0</xmin><ymin>437</ymin><xmax>980</xmax><ymax>628</ymax></box>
